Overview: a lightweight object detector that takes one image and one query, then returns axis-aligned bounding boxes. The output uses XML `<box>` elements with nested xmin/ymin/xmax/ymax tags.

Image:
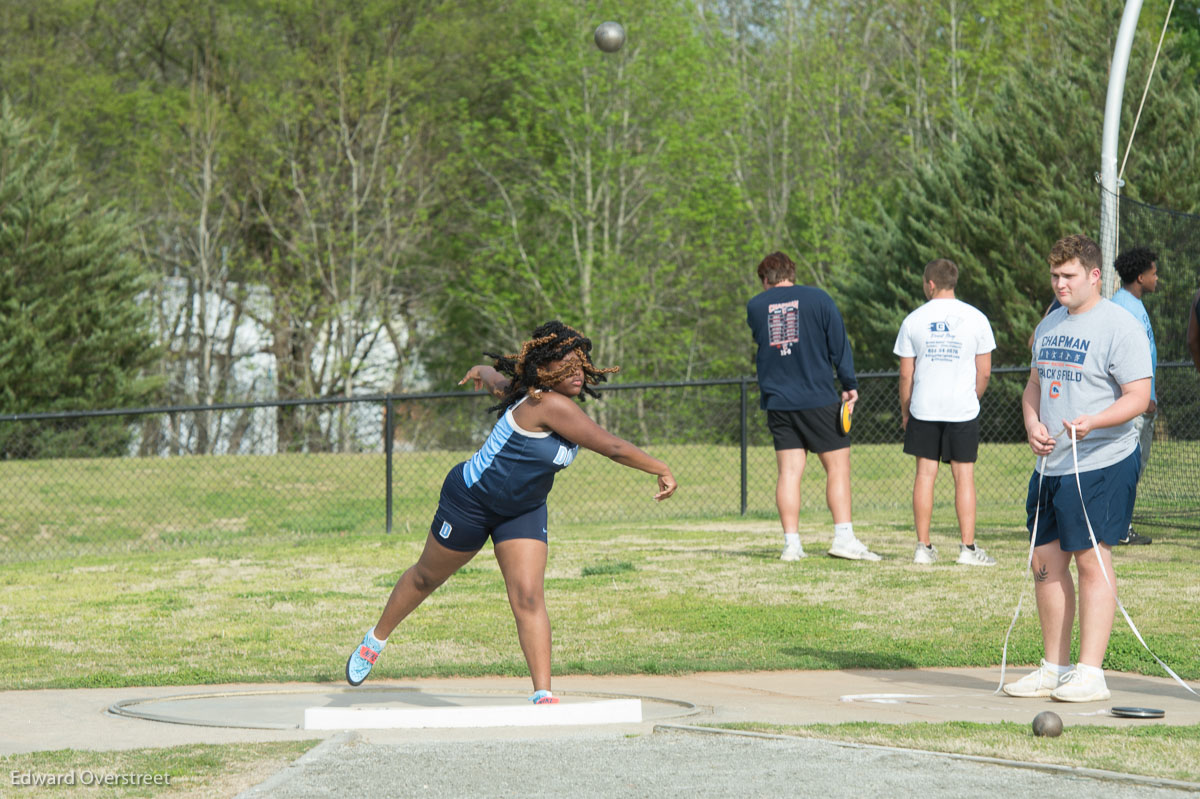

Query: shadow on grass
<box><xmin>693</xmin><ymin>547</ymin><xmax>782</xmax><ymax>560</ymax></box>
<box><xmin>781</xmin><ymin>647</ymin><xmax>918</xmax><ymax>671</ymax></box>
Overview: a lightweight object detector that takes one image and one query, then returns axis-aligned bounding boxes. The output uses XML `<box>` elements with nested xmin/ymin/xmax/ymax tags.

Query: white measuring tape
<box><xmin>996</xmin><ymin>425</ymin><xmax>1197</xmax><ymax>696</ymax></box>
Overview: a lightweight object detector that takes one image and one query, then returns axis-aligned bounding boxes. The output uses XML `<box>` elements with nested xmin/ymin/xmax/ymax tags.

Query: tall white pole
<box><xmin>1100</xmin><ymin>0</ymin><xmax>1144</xmax><ymax>297</ymax></box>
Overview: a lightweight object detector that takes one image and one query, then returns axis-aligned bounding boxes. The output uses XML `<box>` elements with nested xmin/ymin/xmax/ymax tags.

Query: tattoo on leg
<box><xmin>1033</xmin><ymin>563</ymin><xmax>1049</xmax><ymax>583</ymax></box>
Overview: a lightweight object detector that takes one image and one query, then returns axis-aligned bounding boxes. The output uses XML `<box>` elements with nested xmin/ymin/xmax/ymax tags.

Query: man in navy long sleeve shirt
<box><xmin>747</xmin><ymin>251</ymin><xmax>880</xmax><ymax>562</ymax></box>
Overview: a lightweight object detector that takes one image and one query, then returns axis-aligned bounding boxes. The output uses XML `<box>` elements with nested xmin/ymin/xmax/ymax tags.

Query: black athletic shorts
<box><xmin>766</xmin><ymin>403</ymin><xmax>848</xmax><ymax>453</ymax></box>
<box><xmin>903</xmin><ymin>415</ymin><xmax>980</xmax><ymax>464</ymax></box>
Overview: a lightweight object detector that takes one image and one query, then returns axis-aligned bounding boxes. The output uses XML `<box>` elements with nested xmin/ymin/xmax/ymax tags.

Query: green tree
<box><xmin>711</xmin><ymin>0</ymin><xmax>897</xmax><ymax>283</ymax></box>
<box><xmin>843</xmin><ymin>0</ymin><xmax>1200</xmax><ymax>374</ymax></box>
<box><xmin>0</xmin><ymin>101</ymin><xmax>161</xmax><ymax>457</ymax></box>
<box><xmin>443</xmin><ymin>1</ymin><xmax>755</xmax><ymax>391</ymax></box>
<box><xmin>843</xmin><ymin>56</ymin><xmax>1099</xmax><ymax>373</ymax></box>
<box><xmin>1</xmin><ymin>0</ymin><xmax>474</xmax><ymax>451</ymax></box>
<box><xmin>231</xmin><ymin>0</ymin><xmax>466</xmax><ymax>450</ymax></box>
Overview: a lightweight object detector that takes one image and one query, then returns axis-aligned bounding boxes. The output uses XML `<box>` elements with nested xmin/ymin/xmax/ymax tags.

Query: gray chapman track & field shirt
<box><xmin>1030</xmin><ymin>298</ymin><xmax>1151</xmax><ymax>475</ymax></box>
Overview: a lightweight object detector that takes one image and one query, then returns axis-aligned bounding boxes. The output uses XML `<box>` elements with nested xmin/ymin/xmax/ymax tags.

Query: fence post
<box><xmin>740</xmin><ymin>378</ymin><xmax>748</xmax><ymax>515</ymax></box>
<box><xmin>385</xmin><ymin>395</ymin><xmax>394</xmax><ymax>534</ymax></box>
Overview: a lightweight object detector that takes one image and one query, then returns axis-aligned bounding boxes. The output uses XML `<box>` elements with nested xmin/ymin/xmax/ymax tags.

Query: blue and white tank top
<box><xmin>461</xmin><ymin>397</ymin><xmax>579</xmax><ymax>514</ymax></box>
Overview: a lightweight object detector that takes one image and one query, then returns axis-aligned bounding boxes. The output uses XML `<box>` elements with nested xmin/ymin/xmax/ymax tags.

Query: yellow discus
<box><xmin>837</xmin><ymin>399</ymin><xmax>852</xmax><ymax>435</ymax></box>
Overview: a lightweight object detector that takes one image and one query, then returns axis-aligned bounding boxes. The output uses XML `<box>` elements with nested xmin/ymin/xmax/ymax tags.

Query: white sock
<box><xmin>784</xmin><ymin>533</ymin><xmax>801</xmax><ymax>547</ymax></box>
<box><xmin>833</xmin><ymin>523</ymin><xmax>854</xmax><ymax>542</ymax></box>
<box><xmin>1045</xmin><ymin>660</ymin><xmax>1071</xmax><ymax>675</ymax></box>
<box><xmin>1076</xmin><ymin>663</ymin><xmax>1105</xmax><ymax>681</ymax></box>
<box><xmin>368</xmin><ymin>627</ymin><xmax>388</xmax><ymax>646</ymax></box>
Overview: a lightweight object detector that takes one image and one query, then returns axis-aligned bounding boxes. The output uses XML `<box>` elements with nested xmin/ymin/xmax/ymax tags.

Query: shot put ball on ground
<box><xmin>1032</xmin><ymin>711</ymin><xmax>1063</xmax><ymax>737</ymax></box>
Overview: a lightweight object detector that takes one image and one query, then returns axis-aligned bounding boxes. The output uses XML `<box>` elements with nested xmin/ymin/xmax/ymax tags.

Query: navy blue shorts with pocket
<box><xmin>1025</xmin><ymin>448</ymin><xmax>1140</xmax><ymax>551</ymax></box>
<box><xmin>429</xmin><ymin>465</ymin><xmax>549</xmax><ymax>552</ymax></box>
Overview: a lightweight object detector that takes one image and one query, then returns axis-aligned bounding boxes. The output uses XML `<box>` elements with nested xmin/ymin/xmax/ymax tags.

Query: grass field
<box><xmin>3</xmin><ymin>519</ymin><xmax>1197</xmax><ymax>691</ymax></box>
<box><xmin>1</xmin><ymin>446</ymin><xmax>1197</xmax><ymax>792</ymax></box>
<box><xmin>8</xmin><ymin>438</ymin><xmax>1192</xmax><ymax>561</ymax></box>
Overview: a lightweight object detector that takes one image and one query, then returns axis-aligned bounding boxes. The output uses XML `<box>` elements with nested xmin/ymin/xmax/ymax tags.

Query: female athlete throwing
<box><xmin>345</xmin><ymin>321</ymin><xmax>677</xmax><ymax>703</ymax></box>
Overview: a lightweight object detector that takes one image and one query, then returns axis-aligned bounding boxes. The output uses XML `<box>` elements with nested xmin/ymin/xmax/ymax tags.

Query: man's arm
<box><xmin>1136</xmin><ymin>305</ymin><xmax>1157</xmax><ymax>414</ymax></box>
<box><xmin>826</xmin><ymin>302</ymin><xmax>857</xmax><ymax>394</ymax></box>
<box><xmin>1023</xmin><ymin>367</ymin><xmax>1054</xmax><ymax>456</ymax></box>
<box><xmin>898</xmin><ymin>357</ymin><xmax>914</xmax><ymax>429</ymax></box>
<box><xmin>1062</xmin><ymin>378</ymin><xmax>1150</xmax><ymax>441</ymax></box>
<box><xmin>975</xmin><ymin>351</ymin><xmax>992</xmax><ymax>399</ymax></box>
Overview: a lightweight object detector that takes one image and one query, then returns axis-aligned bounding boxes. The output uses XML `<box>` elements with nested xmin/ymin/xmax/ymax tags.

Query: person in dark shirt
<box><xmin>746</xmin><ymin>251</ymin><xmax>880</xmax><ymax>562</ymax></box>
<box><xmin>345</xmin><ymin>321</ymin><xmax>677</xmax><ymax>703</ymax></box>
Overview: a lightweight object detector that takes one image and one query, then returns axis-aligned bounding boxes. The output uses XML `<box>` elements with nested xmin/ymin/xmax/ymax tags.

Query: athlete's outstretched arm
<box><xmin>459</xmin><ymin>365</ymin><xmax>510</xmax><ymax>398</ymax></box>
<box><xmin>534</xmin><ymin>393</ymin><xmax>677</xmax><ymax>501</ymax></box>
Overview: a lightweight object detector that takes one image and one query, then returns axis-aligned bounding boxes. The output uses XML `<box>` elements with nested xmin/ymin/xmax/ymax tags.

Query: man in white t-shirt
<box><xmin>893</xmin><ymin>258</ymin><xmax>997</xmax><ymax>566</ymax></box>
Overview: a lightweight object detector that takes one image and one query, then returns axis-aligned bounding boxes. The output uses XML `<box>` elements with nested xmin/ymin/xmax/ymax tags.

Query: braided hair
<box><xmin>484</xmin><ymin>321</ymin><xmax>619</xmax><ymax>416</ymax></box>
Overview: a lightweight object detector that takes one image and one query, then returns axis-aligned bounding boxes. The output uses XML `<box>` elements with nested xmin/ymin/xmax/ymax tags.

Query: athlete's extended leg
<box><xmin>1032</xmin><ymin>542</ymin><xmax>1074</xmax><ymax>666</ymax></box>
<box><xmin>913</xmin><ymin>457</ymin><xmax>940</xmax><ymax>546</ymax></box>
<box><xmin>375</xmin><ymin>533</ymin><xmax>479</xmax><ymax>639</ymax></box>
<box><xmin>348</xmin><ymin>532</ymin><xmax>478</xmax><ymax>685</ymax></box>
<box><xmin>494</xmin><ymin>537</ymin><xmax>552</xmax><ymax>692</ymax></box>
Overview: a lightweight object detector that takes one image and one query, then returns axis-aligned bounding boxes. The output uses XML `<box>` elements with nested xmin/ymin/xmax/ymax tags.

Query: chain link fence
<box><xmin>2</xmin><ymin>364</ymin><xmax>1196</xmax><ymax>562</ymax></box>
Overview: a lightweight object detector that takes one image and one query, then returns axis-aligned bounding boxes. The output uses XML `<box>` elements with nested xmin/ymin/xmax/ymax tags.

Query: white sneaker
<box><xmin>1003</xmin><ymin>659</ymin><xmax>1069</xmax><ymax>698</ymax></box>
<box><xmin>1051</xmin><ymin>668</ymin><xmax>1111</xmax><ymax>703</ymax></box>
<box><xmin>913</xmin><ymin>543</ymin><xmax>937</xmax><ymax>564</ymax></box>
<box><xmin>780</xmin><ymin>542</ymin><xmax>806</xmax><ymax>561</ymax></box>
<box><xmin>956</xmin><ymin>545</ymin><xmax>997</xmax><ymax>566</ymax></box>
<box><xmin>829</xmin><ymin>536</ymin><xmax>881</xmax><ymax>561</ymax></box>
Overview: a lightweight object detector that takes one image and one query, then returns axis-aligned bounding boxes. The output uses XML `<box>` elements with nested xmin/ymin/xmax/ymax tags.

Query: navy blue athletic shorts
<box><xmin>1025</xmin><ymin>448</ymin><xmax>1140</xmax><ymax>551</ymax></box>
<box><xmin>766</xmin><ymin>403</ymin><xmax>848</xmax><ymax>453</ymax></box>
<box><xmin>428</xmin><ymin>465</ymin><xmax>549</xmax><ymax>552</ymax></box>
<box><xmin>903</xmin><ymin>415</ymin><xmax>980</xmax><ymax>464</ymax></box>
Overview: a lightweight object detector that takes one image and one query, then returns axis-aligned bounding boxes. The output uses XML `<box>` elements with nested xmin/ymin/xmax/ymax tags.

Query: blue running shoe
<box><xmin>528</xmin><ymin>689</ymin><xmax>559</xmax><ymax>704</ymax></box>
<box><xmin>346</xmin><ymin>629</ymin><xmax>386</xmax><ymax>686</ymax></box>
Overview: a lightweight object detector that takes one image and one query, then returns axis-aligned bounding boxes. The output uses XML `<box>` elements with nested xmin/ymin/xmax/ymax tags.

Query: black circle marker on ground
<box><xmin>1111</xmin><ymin>706</ymin><xmax>1165</xmax><ymax>719</ymax></box>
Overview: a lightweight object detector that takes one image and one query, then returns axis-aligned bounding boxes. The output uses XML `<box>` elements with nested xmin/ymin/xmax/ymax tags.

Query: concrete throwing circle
<box><xmin>108</xmin><ymin>687</ymin><xmax>698</xmax><ymax>731</ymax></box>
